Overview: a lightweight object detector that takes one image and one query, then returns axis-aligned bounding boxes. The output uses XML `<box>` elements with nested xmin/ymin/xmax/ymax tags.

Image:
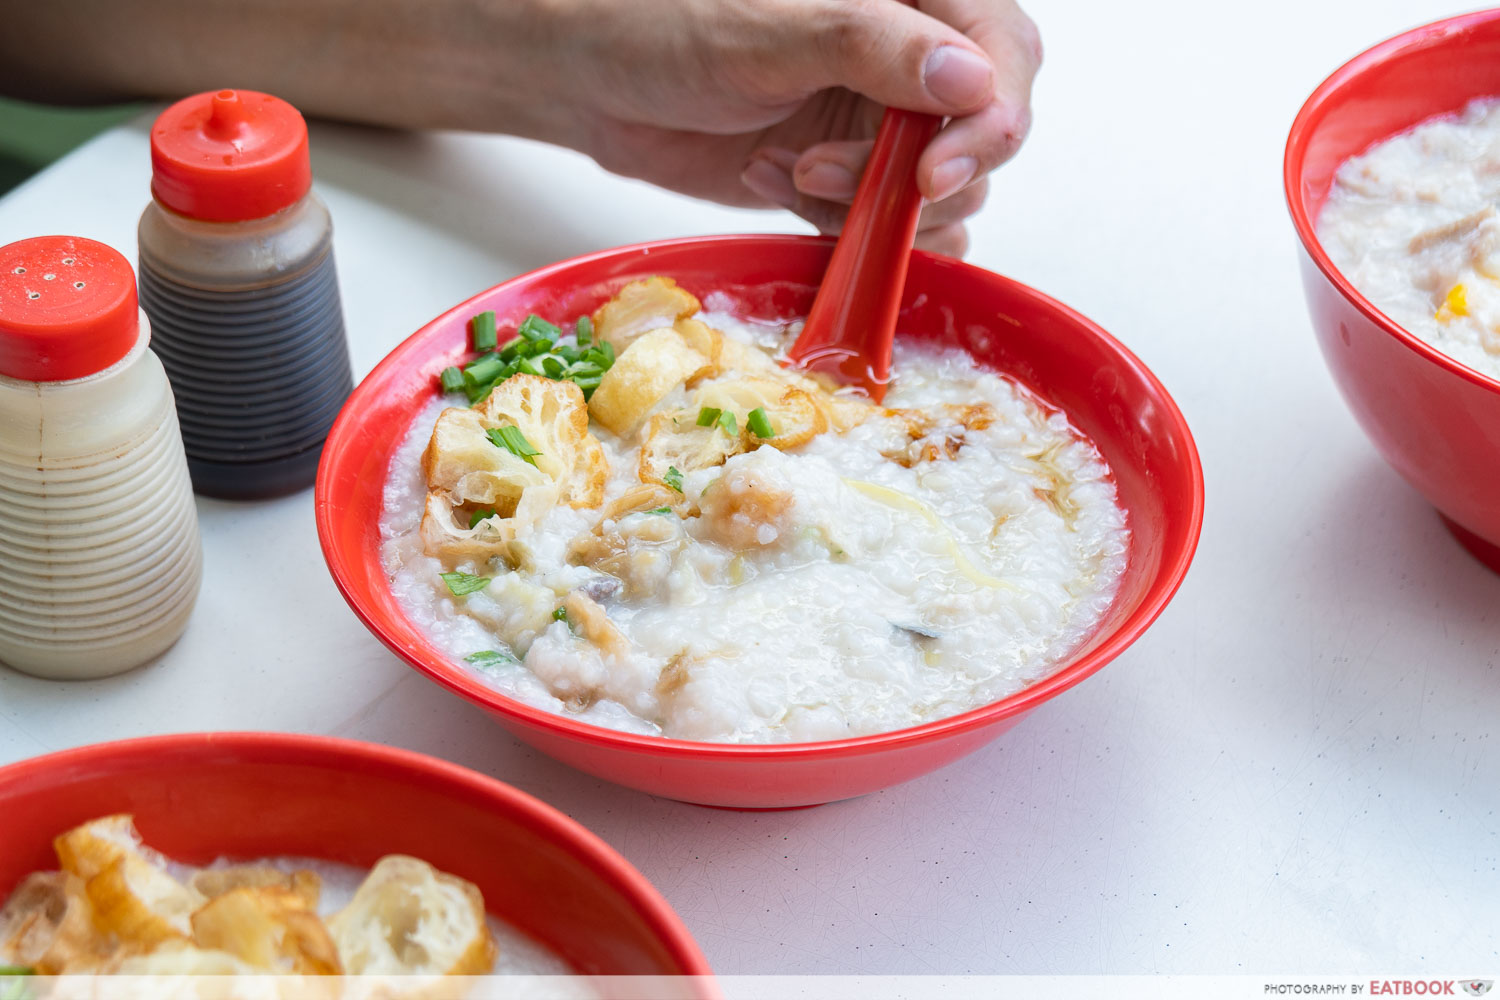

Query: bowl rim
<box><xmin>316</xmin><ymin>233</ymin><xmax>1205</xmax><ymax>761</ymax></box>
<box><xmin>1284</xmin><ymin>6</ymin><xmax>1500</xmax><ymax>396</ymax></box>
<box><xmin>0</xmin><ymin>731</ymin><xmax>714</xmax><ymax>977</ymax></box>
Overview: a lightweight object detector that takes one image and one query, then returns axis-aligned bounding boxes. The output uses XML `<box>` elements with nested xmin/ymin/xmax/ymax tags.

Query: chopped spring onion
<box><xmin>465</xmin><ymin>650</ymin><xmax>518</xmax><ymax>670</ymax></box>
<box><xmin>646</xmin><ymin>506</ymin><xmax>673</xmax><ymax>515</ymax></box>
<box><xmin>463</xmin><ymin>354</ymin><xmax>506</xmax><ymax>388</ymax></box>
<box><xmin>0</xmin><ymin>967</ymin><xmax>33</xmax><ymax>976</ymax></box>
<box><xmin>747</xmin><ymin>406</ymin><xmax>775</xmax><ymax>439</ymax></box>
<box><xmin>517</xmin><ymin>314</ymin><xmax>562</xmax><ymax>343</ymax></box>
<box><xmin>443</xmin><ymin>310</ymin><xmax>617</xmax><ymax>404</ymax></box>
<box><xmin>696</xmin><ymin>406</ymin><xmax>720</xmax><ymax>427</ymax></box>
<box><xmin>468</xmin><ymin>509</ymin><xmax>497</xmax><ymax>528</ymax></box>
<box><xmin>440</xmin><ymin>572</ymin><xmax>491</xmax><ymax>597</ymax></box>
<box><xmin>717</xmin><ymin>409</ymin><xmax>738</xmax><ymax>436</ymax></box>
<box><xmin>486</xmin><ymin>426</ymin><xmax>541</xmax><ymax>466</ymax></box>
<box><xmin>552</xmin><ymin>606</ymin><xmax>568</xmax><ymax>622</ymax></box>
<box><xmin>663</xmin><ymin>466</ymin><xmax>684</xmax><ymax>493</ymax></box>
<box><xmin>471</xmin><ymin>311</ymin><xmax>498</xmax><ymax>351</ymax></box>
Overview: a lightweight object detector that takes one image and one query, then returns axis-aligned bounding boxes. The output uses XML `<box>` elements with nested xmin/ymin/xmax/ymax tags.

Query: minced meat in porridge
<box><xmin>380</xmin><ymin>278</ymin><xmax>1129</xmax><ymax>744</ymax></box>
<box><xmin>1320</xmin><ymin>97</ymin><xmax>1500</xmax><ymax>380</ymax></box>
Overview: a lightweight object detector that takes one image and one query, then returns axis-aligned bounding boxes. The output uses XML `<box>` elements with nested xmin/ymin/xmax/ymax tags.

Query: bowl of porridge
<box><xmin>316</xmin><ymin>235</ymin><xmax>1203</xmax><ymax>808</ymax></box>
<box><xmin>1287</xmin><ymin>9</ymin><xmax>1500</xmax><ymax>572</ymax></box>
<box><xmin>0</xmin><ymin>733</ymin><xmax>712</xmax><ymax>987</ymax></box>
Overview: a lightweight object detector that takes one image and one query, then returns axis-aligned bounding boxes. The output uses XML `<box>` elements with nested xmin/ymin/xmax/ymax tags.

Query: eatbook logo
<box><xmin>1461</xmin><ymin>983</ymin><xmax>1494</xmax><ymax>997</ymax></box>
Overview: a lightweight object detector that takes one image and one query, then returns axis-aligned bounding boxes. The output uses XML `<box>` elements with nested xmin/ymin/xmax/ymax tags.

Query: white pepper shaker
<box><xmin>0</xmin><ymin>236</ymin><xmax>202</xmax><ymax>679</ymax></box>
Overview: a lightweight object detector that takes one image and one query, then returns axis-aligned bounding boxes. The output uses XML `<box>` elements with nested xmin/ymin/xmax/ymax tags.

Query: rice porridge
<box><xmin>380</xmin><ymin>278</ymin><xmax>1129</xmax><ymax>744</ymax></box>
<box><xmin>1319</xmin><ymin>96</ymin><xmax>1500</xmax><ymax>380</ymax></box>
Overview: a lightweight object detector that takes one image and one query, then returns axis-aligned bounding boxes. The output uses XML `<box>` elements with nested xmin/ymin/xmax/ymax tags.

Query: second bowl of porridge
<box><xmin>0</xmin><ymin>732</ymin><xmax>713</xmax><ymax>987</ymax></box>
<box><xmin>1287</xmin><ymin>9</ymin><xmax>1500</xmax><ymax>572</ymax></box>
<box><xmin>316</xmin><ymin>235</ymin><xmax>1203</xmax><ymax>807</ymax></box>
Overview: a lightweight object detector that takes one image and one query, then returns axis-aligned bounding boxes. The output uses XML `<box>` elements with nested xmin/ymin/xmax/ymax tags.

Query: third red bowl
<box><xmin>1286</xmin><ymin>9</ymin><xmax>1500</xmax><ymax>572</ymax></box>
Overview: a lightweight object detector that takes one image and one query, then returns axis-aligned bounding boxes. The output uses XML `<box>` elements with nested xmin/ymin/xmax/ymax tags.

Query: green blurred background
<box><xmin>0</xmin><ymin>98</ymin><xmax>142</xmax><ymax>195</ymax></box>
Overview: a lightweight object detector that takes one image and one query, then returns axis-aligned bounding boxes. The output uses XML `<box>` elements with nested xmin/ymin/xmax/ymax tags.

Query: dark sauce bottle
<box><xmin>137</xmin><ymin>89</ymin><xmax>353</xmax><ymax>499</ymax></box>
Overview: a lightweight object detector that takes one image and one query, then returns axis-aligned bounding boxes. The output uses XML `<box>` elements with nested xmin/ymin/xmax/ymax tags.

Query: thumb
<box><xmin>784</xmin><ymin>0</ymin><xmax>997</xmax><ymax>116</ymax></box>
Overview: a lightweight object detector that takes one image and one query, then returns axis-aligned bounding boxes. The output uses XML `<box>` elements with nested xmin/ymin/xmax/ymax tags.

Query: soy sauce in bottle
<box><xmin>137</xmin><ymin>88</ymin><xmax>354</xmax><ymax>499</ymax></box>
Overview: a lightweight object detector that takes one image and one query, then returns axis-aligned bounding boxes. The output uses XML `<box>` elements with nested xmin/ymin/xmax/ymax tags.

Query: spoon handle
<box><xmin>787</xmin><ymin>108</ymin><xmax>942</xmax><ymax>403</ymax></box>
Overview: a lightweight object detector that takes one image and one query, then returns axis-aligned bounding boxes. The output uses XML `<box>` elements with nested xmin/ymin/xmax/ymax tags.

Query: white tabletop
<box><xmin>1</xmin><ymin>0</ymin><xmax>1495</xmax><ymax>976</ymax></box>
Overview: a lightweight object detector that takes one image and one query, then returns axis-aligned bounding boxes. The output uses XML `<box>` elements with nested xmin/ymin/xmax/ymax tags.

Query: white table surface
<box><xmin>2</xmin><ymin>0</ymin><xmax>1496</xmax><ymax>976</ymax></box>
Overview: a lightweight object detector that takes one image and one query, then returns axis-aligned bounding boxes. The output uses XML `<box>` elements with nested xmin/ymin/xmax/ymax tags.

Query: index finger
<box><xmin>912</xmin><ymin>0</ymin><xmax>1042</xmax><ymax>200</ymax></box>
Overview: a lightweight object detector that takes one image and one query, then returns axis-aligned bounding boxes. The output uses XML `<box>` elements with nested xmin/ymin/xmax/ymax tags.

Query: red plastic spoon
<box><xmin>784</xmin><ymin>108</ymin><xmax>943</xmax><ymax>403</ymax></box>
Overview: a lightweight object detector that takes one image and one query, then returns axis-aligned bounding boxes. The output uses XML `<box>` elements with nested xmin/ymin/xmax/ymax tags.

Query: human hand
<box><xmin>4</xmin><ymin>0</ymin><xmax>1037</xmax><ymax>257</ymax></box>
<box><xmin>549</xmin><ymin>0</ymin><xmax>1042</xmax><ymax>256</ymax></box>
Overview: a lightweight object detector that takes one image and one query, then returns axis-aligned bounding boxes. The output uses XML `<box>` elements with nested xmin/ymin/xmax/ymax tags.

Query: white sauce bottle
<box><xmin>0</xmin><ymin>236</ymin><xmax>203</xmax><ymax>679</ymax></box>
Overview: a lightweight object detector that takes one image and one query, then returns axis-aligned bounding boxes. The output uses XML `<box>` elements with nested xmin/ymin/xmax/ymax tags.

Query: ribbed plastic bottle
<box><xmin>137</xmin><ymin>88</ymin><xmax>353</xmax><ymax>499</ymax></box>
<box><xmin>0</xmin><ymin>236</ymin><xmax>203</xmax><ymax>679</ymax></box>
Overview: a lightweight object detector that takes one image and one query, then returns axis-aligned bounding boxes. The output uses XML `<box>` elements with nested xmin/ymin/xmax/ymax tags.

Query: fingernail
<box><xmin>929</xmin><ymin>156</ymin><xmax>978</xmax><ymax>202</ymax></box>
<box><xmin>796</xmin><ymin>161</ymin><xmax>859</xmax><ymax>200</ymax></box>
<box><xmin>923</xmin><ymin>46</ymin><xmax>994</xmax><ymax>110</ymax></box>
<box><xmin>742</xmin><ymin>157</ymin><xmax>797</xmax><ymax>208</ymax></box>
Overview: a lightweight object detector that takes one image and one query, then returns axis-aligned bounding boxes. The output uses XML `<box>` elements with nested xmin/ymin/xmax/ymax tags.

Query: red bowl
<box><xmin>0</xmin><ymin>732</ymin><xmax>712</xmax><ymax>982</ymax></box>
<box><xmin>315</xmin><ymin>235</ymin><xmax>1204</xmax><ymax>808</ymax></box>
<box><xmin>1286</xmin><ymin>9</ymin><xmax>1500</xmax><ymax>573</ymax></box>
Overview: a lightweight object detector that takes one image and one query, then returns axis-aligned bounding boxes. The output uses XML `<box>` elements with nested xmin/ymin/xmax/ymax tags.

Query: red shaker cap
<box><xmin>150</xmin><ymin>89</ymin><xmax>312</xmax><ymax>222</ymax></box>
<box><xmin>0</xmin><ymin>236</ymin><xmax>140</xmax><ymax>382</ymax></box>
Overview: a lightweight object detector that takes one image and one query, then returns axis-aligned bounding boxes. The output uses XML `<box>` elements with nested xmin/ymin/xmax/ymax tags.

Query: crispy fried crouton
<box><xmin>588</xmin><ymin>327</ymin><xmax>714</xmax><ymax>435</ymax></box>
<box><xmin>191</xmin><ymin>886</ymin><xmax>342</xmax><ymax>975</ymax></box>
<box><xmin>591</xmin><ymin>277</ymin><xmax>700</xmax><ymax>352</ymax></box>
<box><xmin>328</xmin><ymin>856</ymin><xmax>495</xmax><ymax>976</ymax></box>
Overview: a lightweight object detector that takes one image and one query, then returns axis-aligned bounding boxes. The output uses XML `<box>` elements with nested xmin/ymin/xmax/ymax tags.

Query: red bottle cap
<box><xmin>150</xmin><ymin>89</ymin><xmax>312</xmax><ymax>223</ymax></box>
<box><xmin>0</xmin><ymin>236</ymin><xmax>140</xmax><ymax>382</ymax></box>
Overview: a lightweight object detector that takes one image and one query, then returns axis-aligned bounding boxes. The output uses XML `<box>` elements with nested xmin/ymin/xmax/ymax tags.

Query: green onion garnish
<box><xmin>471</xmin><ymin>311</ymin><xmax>498</xmax><ymax>352</ymax></box>
<box><xmin>440</xmin><ymin>572</ymin><xmax>491</xmax><ymax>597</ymax></box>
<box><xmin>446</xmin><ymin>310</ymin><xmax>618</xmax><ymax>404</ymax></box>
<box><xmin>468</xmin><ymin>509</ymin><xmax>497</xmax><ymax>529</ymax></box>
<box><xmin>645</xmin><ymin>506</ymin><xmax>673</xmax><ymax>515</ymax></box>
<box><xmin>486</xmin><ymin>426</ymin><xmax>541</xmax><ymax>466</ymax></box>
<box><xmin>663</xmin><ymin>466</ymin><xmax>684</xmax><ymax>493</ymax></box>
<box><xmin>696</xmin><ymin>406</ymin><xmax>721</xmax><ymax>427</ymax></box>
<box><xmin>465</xmin><ymin>650</ymin><xmax>518</xmax><ymax>670</ymax></box>
<box><xmin>463</xmin><ymin>354</ymin><xmax>506</xmax><ymax>388</ymax></box>
<box><xmin>747</xmin><ymin>406</ymin><xmax>775</xmax><ymax>439</ymax></box>
<box><xmin>0</xmin><ymin>967</ymin><xmax>33</xmax><ymax>976</ymax></box>
<box><xmin>439</xmin><ymin>366</ymin><xmax>465</xmax><ymax>394</ymax></box>
<box><xmin>517</xmin><ymin>314</ymin><xmax>562</xmax><ymax>343</ymax></box>
<box><xmin>552</xmin><ymin>606</ymin><xmax>568</xmax><ymax>622</ymax></box>
<box><xmin>717</xmin><ymin>409</ymin><xmax>738</xmax><ymax>436</ymax></box>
